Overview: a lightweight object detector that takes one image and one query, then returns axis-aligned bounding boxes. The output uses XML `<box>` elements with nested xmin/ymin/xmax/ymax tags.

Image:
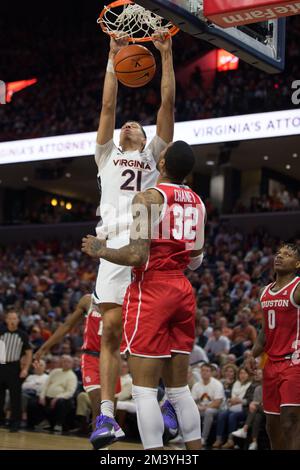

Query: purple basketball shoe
<box><xmin>90</xmin><ymin>414</ymin><xmax>125</xmax><ymax>450</ymax></box>
<box><xmin>161</xmin><ymin>400</ymin><xmax>179</xmax><ymax>444</ymax></box>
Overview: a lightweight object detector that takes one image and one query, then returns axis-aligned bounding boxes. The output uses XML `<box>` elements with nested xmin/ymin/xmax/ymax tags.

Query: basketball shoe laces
<box><xmin>94</xmin><ymin>413</ymin><xmax>124</xmax><ymax>438</ymax></box>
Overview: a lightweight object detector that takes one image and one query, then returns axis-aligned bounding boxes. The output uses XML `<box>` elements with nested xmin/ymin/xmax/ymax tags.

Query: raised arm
<box><xmin>97</xmin><ymin>37</ymin><xmax>128</xmax><ymax>145</ymax></box>
<box><xmin>153</xmin><ymin>33</ymin><xmax>175</xmax><ymax>144</ymax></box>
<box><xmin>34</xmin><ymin>295</ymin><xmax>91</xmax><ymax>361</ymax></box>
<box><xmin>82</xmin><ymin>190</ymin><xmax>163</xmax><ymax>266</ymax></box>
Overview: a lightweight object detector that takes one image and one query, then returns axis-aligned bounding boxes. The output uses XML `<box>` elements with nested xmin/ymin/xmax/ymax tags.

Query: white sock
<box><xmin>166</xmin><ymin>386</ymin><xmax>201</xmax><ymax>443</ymax></box>
<box><xmin>132</xmin><ymin>385</ymin><xmax>164</xmax><ymax>449</ymax></box>
<box><xmin>100</xmin><ymin>400</ymin><xmax>114</xmax><ymax>419</ymax></box>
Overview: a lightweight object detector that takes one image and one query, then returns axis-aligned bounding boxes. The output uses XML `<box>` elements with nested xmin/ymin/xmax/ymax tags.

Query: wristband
<box><xmin>188</xmin><ymin>253</ymin><xmax>204</xmax><ymax>271</ymax></box>
<box><xmin>106</xmin><ymin>59</ymin><xmax>115</xmax><ymax>74</ymax></box>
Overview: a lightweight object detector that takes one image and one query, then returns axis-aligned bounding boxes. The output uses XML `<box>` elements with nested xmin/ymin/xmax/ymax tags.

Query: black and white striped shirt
<box><xmin>0</xmin><ymin>327</ymin><xmax>31</xmax><ymax>363</ymax></box>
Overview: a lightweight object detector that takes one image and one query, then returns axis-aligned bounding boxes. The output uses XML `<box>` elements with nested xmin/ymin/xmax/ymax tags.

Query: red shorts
<box><xmin>81</xmin><ymin>353</ymin><xmax>121</xmax><ymax>394</ymax></box>
<box><xmin>263</xmin><ymin>358</ymin><xmax>300</xmax><ymax>414</ymax></box>
<box><xmin>120</xmin><ymin>271</ymin><xmax>196</xmax><ymax>358</ymax></box>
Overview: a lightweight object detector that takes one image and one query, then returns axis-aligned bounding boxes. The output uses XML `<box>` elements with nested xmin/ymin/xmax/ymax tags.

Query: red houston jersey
<box><xmin>82</xmin><ymin>304</ymin><xmax>102</xmax><ymax>352</ymax></box>
<box><xmin>134</xmin><ymin>183</ymin><xmax>206</xmax><ymax>274</ymax></box>
<box><xmin>260</xmin><ymin>276</ymin><xmax>300</xmax><ymax>361</ymax></box>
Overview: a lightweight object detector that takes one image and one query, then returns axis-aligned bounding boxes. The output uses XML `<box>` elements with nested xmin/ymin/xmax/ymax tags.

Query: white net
<box><xmin>98</xmin><ymin>3</ymin><xmax>176</xmax><ymax>40</ymax></box>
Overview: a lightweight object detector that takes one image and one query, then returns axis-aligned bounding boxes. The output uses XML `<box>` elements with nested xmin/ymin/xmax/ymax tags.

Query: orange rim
<box><xmin>98</xmin><ymin>0</ymin><xmax>180</xmax><ymax>42</ymax></box>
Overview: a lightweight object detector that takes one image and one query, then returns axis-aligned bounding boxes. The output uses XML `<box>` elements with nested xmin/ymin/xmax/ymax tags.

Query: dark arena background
<box><xmin>0</xmin><ymin>0</ymin><xmax>300</xmax><ymax>459</ymax></box>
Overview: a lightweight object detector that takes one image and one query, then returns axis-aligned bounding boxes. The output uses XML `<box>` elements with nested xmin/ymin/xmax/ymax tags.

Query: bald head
<box><xmin>61</xmin><ymin>355</ymin><xmax>73</xmax><ymax>371</ymax></box>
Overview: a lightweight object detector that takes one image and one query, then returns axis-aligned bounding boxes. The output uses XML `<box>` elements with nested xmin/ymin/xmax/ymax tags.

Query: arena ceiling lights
<box><xmin>0</xmin><ymin>109</ymin><xmax>299</xmax><ymax>165</ymax></box>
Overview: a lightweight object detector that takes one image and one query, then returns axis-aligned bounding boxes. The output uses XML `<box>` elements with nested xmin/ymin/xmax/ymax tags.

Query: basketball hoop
<box><xmin>98</xmin><ymin>0</ymin><xmax>180</xmax><ymax>42</ymax></box>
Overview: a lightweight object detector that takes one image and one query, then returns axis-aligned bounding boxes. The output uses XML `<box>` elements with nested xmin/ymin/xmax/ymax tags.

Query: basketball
<box><xmin>114</xmin><ymin>44</ymin><xmax>156</xmax><ymax>88</ymax></box>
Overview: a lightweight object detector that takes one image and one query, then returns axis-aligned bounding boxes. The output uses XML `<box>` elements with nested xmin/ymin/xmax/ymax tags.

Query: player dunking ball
<box><xmin>93</xmin><ymin>33</ymin><xmax>175</xmax><ymax>442</ymax></box>
<box><xmin>34</xmin><ymin>295</ymin><xmax>120</xmax><ymax>429</ymax></box>
<box><xmin>83</xmin><ymin>141</ymin><xmax>206</xmax><ymax>450</ymax></box>
<box><xmin>247</xmin><ymin>244</ymin><xmax>300</xmax><ymax>449</ymax></box>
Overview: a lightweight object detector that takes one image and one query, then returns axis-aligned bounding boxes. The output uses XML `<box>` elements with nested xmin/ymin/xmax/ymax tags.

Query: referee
<box><xmin>0</xmin><ymin>310</ymin><xmax>32</xmax><ymax>432</ymax></box>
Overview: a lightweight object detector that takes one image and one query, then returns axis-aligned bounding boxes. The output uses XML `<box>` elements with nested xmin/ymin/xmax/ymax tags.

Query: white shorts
<box><xmin>94</xmin><ymin>233</ymin><xmax>132</xmax><ymax>306</ymax></box>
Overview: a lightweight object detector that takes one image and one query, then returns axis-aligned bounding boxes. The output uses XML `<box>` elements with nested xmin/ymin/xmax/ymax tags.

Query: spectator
<box><xmin>189</xmin><ymin>341</ymin><xmax>209</xmax><ymax>365</ymax></box>
<box><xmin>204</xmin><ymin>327</ymin><xmax>230</xmax><ymax>364</ymax></box>
<box><xmin>216</xmin><ymin>316</ymin><xmax>233</xmax><ymax>340</ymax></box>
<box><xmin>45</xmin><ymin>355</ymin><xmax>61</xmax><ymax>373</ymax></box>
<box><xmin>73</xmin><ymin>391</ymin><xmax>92</xmax><ymax>436</ymax></box>
<box><xmin>230</xmin><ymin>311</ymin><xmax>257</xmax><ymax>361</ymax></box>
<box><xmin>234</xmin><ymin>189</ymin><xmax>300</xmax><ymax>214</ymax></box>
<box><xmin>27</xmin><ymin>354</ymin><xmax>77</xmax><ymax>432</ymax></box>
<box><xmin>232</xmin><ymin>369</ymin><xmax>264</xmax><ymax>450</ymax></box>
<box><xmin>191</xmin><ymin>363</ymin><xmax>225</xmax><ymax>447</ymax></box>
<box><xmin>200</xmin><ymin>317</ymin><xmax>213</xmax><ymax>339</ymax></box>
<box><xmin>220</xmin><ymin>363</ymin><xmax>238</xmax><ymax>400</ymax></box>
<box><xmin>213</xmin><ymin>367</ymin><xmax>252</xmax><ymax>449</ymax></box>
<box><xmin>195</xmin><ymin>321</ymin><xmax>208</xmax><ymax>349</ymax></box>
<box><xmin>29</xmin><ymin>326</ymin><xmax>45</xmax><ymax>353</ymax></box>
<box><xmin>21</xmin><ymin>359</ymin><xmax>48</xmax><ymax>420</ymax></box>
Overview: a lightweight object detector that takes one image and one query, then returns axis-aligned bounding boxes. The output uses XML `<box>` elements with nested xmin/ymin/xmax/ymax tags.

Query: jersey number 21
<box><xmin>121</xmin><ymin>170</ymin><xmax>142</xmax><ymax>191</ymax></box>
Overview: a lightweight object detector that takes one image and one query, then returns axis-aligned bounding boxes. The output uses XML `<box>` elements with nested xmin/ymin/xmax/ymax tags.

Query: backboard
<box><xmin>135</xmin><ymin>0</ymin><xmax>286</xmax><ymax>73</ymax></box>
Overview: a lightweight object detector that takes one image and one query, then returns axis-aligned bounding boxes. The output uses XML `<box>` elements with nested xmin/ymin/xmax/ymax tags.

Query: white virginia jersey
<box><xmin>95</xmin><ymin>135</ymin><xmax>167</xmax><ymax>238</ymax></box>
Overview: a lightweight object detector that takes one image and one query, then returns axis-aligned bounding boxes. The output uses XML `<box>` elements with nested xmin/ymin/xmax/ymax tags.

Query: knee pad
<box><xmin>166</xmin><ymin>386</ymin><xmax>201</xmax><ymax>443</ymax></box>
<box><xmin>132</xmin><ymin>385</ymin><xmax>164</xmax><ymax>449</ymax></box>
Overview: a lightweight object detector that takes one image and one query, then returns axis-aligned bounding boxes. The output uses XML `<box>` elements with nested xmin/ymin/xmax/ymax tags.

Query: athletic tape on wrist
<box><xmin>106</xmin><ymin>59</ymin><xmax>115</xmax><ymax>74</ymax></box>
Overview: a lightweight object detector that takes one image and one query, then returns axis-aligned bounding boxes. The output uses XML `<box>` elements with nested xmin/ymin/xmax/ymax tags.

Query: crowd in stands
<box><xmin>0</xmin><ymin>3</ymin><xmax>299</xmax><ymax>143</ymax></box>
<box><xmin>234</xmin><ymin>189</ymin><xmax>300</xmax><ymax>214</ymax></box>
<box><xmin>5</xmin><ymin>199</ymin><xmax>96</xmax><ymax>225</ymax></box>
<box><xmin>1</xmin><ymin>218</ymin><xmax>298</xmax><ymax>447</ymax></box>
<box><xmin>4</xmin><ymin>186</ymin><xmax>299</xmax><ymax>226</ymax></box>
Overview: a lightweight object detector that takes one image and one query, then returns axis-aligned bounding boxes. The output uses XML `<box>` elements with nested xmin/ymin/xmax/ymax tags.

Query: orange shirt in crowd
<box><xmin>231</xmin><ymin>324</ymin><xmax>257</xmax><ymax>345</ymax></box>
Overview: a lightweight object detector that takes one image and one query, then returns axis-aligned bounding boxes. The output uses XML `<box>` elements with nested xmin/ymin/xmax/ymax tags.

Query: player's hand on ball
<box><xmin>110</xmin><ymin>35</ymin><xmax>130</xmax><ymax>55</ymax></box>
<box><xmin>82</xmin><ymin>235</ymin><xmax>106</xmax><ymax>258</ymax></box>
<box><xmin>152</xmin><ymin>30</ymin><xmax>172</xmax><ymax>52</ymax></box>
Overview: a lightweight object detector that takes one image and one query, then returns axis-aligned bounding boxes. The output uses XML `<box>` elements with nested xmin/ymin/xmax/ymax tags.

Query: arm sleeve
<box><xmin>188</xmin><ymin>253</ymin><xmax>204</xmax><ymax>271</ymax></box>
<box><xmin>95</xmin><ymin>140</ymin><xmax>117</xmax><ymax>171</ymax></box>
<box><xmin>146</xmin><ymin>135</ymin><xmax>168</xmax><ymax>162</ymax></box>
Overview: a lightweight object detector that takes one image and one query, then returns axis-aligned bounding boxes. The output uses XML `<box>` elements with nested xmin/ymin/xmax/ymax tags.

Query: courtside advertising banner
<box><xmin>204</xmin><ymin>0</ymin><xmax>300</xmax><ymax>27</ymax></box>
<box><xmin>0</xmin><ymin>109</ymin><xmax>300</xmax><ymax>164</ymax></box>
